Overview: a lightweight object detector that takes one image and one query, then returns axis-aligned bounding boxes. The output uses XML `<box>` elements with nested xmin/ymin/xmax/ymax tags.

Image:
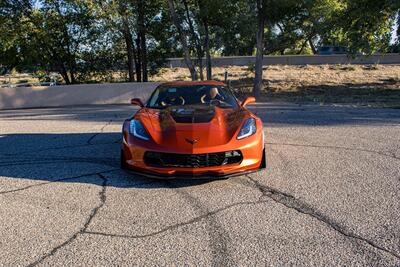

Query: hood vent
<box><xmin>169</xmin><ymin>106</ymin><xmax>215</xmax><ymax>123</ymax></box>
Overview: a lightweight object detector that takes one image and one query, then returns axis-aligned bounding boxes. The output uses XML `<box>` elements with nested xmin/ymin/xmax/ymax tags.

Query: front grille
<box><xmin>144</xmin><ymin>151</ymin><xmax>242</xmax><ymax>168</ymax></box>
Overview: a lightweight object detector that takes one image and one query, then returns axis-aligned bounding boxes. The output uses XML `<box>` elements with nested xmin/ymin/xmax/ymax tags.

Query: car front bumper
<box><xmin>121</xmin><ymin>131</ymin><xmax>265</xmax><ymax>178</ymax></box>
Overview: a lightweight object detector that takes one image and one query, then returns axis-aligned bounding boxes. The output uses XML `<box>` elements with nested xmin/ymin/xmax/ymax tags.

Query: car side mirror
<box><xmin>241</xmin><ymin>96</ymin><xmax>256</xmax><ymax>107</ymax></box>
<box><xmin>131</xmin><ymin>98</ymin><xmax>144</xmax><ymax>107</ymax></box>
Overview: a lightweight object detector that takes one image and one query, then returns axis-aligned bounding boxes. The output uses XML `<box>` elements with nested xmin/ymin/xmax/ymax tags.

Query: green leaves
<box><xmin>0</xmin><ymin>0</ymin><xmax>398</xmax><ymax>80</ymax></box>
<box><xmin>339</xmin><ymin>0</ymin><xmax>397</xmax><ymax>54</ymax></box>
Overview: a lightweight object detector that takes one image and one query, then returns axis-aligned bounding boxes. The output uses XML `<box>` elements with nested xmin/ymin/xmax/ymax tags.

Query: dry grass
<box><xmin>0</xmin><ymin>75</ymin><xmax>41</xmax><ymax>86</ymax></box>
<box><xmin>151</xmin><ymin>64</ymin><xmax>400</xmax><ymax>108</ymax></box>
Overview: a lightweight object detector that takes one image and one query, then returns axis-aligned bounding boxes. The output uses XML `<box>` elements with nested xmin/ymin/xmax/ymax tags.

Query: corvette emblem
<box><xmin>185</xmin><ymin>138</ymin><xmax>198</xmax><ymax>145</ymax></box>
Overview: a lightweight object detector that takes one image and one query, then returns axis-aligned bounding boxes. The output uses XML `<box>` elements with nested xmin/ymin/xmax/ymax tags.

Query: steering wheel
<box><xmin>209</xmin><ymin>99</ymin><xmax>231</xmax><ymax>107</ymax></box>
<box><xmin>209</xmin><ymin>99</ymin><xmax>221</xmax><ymax>106</ymax></box>
<box><xmin>178</xmin><ymin>96</ymin><xmax>185</xmax><ymax>105</ymax></box>
<box><xmin>161</xmin><ymin>96</ymin><xmax>185</xmax><ymax>106</ymax></box>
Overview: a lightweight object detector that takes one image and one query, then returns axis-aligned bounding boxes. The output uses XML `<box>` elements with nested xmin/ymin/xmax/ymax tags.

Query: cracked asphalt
<box><xmin>0</xmin><ymin>103</ymin><xmax>399</xmax><ymax>266</ymax></box>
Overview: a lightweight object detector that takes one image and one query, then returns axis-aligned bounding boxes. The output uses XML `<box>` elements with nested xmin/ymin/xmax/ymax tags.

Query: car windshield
<box><xmin>146</xmin><ymin>85</ymin><xmax>239</xmax><ymax>109</ymax></box>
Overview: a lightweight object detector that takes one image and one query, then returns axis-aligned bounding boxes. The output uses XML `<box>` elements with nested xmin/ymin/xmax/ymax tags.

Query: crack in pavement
<box><xmin>24</xmin><ymin>171</ymin><xmax>237</xmax><ymax>266</ymax></box>
<box><xmin>0</xmin><ymin>117</ymin><xmax>121</xmax><ymax>158</ymax></box>
<box><xmin>0</xmin><ymin>155</ymin><xmax>117</xmax><ymax>163</ymax></box>
<box><xmin>26</xmin><ymin>173</ymin><xmax>109</xmax><ymax>267</ymax></box>
<box><xmin>266</xmin><ymin>142</ymin><xmax>400</xmax><ymax>161</ymax></box>
<box><xmin>0</xmin><ymin>169</ymin><xmax>118</xmax><ymax>195</ymax></box>
<box><xmin>0</xmin><ymin>157</ymin><xmax>119</xmax><ymax>169</ymax></box>
<box><xmin>87</xmin><ymin>119</ymin><xmax>114</xmax><ymax>145</ymax></box>
<box><xmin>0</xmin><ymin>165</ymin><xmax>158</xmax><ymax>196</ymax></box>
<box><xmin>167</xmin><ymin>181</ymin><xmax>235</xmax><ymax>266</ymax></box>
<box><xmin>18</xmin><ymin>170</ymin><xmax>400</xmax><ymax>265</ymax></box>
<box><xmin>0</xmin><ymin>116</ymin><xmax>121</xmax><ymax>158</ymax></box>
<box><xmin>83</xmin><ymin>199</ymin><xmax>267</xmax><ymax>240</ymax></box>
<box><xmin>239</xmin><ymin>175</ymin><xmax>400</xmax><ymax>261</ymax></box>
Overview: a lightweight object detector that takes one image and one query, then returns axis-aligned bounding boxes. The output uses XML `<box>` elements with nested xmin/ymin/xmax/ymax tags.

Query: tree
<box><xmin>253</xmin><ymin>0</ymin><xmax>265</xmax><ymax>98</ymax></box>
<box><xmin>25</xmin><ymin>0</ymin><xmax>97</xmax><ymax>84</ymax></box>
<box><xmin>203</xmin><ymin>15</ymin><xmax>211</xmax><ymax>80</ymax></box>
<box><xmin>0</xmin><ymin>0</ymin><xmax>33</xmax><ymax>73</ymax></box>
<box><xmin>116</xmin><ymin>0</ymin><xmax>138</xmax><ymax>82</ymax></box>
<box><xmin>216</xmin><ymin>0</ymin><xmax>257</xmax><ymax>56</ymax></box>
<box><xmin>136</xmin><ymin>0</ymin><xmax>148</xmax><ymax>82</ymax></box>
<box><xmin>197</xmin><ymin>0</ymin><xmax>220</xmax><ymax>80</ymax></box>
<box><xmin>340</xmin><ymin>0</ymin><xmax>399</xmax><ymax>54</ymax></box>
<box><xmin>182</xmin><ymin>0</ymin><xmax>204</xmax><ymax>80</ymax></box>
<box><xmin>167</xmin><ymin>0</ymin><xmax>197</xmax><ymax>80</ymax></box>
<box><xmin>165</xmin><ymin>0</ymin><xmax>238</xmax><ymax>81</ymax></box>
<box><xmin>1</xmin><ymin>0</ymin><xmax>398</xmax><ymax>85</ymax></box>
<box><xmin>96</xmin><ymin>0</ymin><xmax>165</xmax><ymax>82</ymax></box>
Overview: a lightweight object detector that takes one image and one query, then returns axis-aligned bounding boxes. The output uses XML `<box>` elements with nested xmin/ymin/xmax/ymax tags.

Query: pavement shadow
<box><xmin>1</xmin><ymin>103</ymin><xmax>399</xmax><ymax>190</ymax></box>
<box><xmin>249</xmin><ymin>104</ymin><xmax>400</xmax><ymax>126</ymax></box>
<box><xmin>1</xmin><ymin>103</ymin><xmax>400</xmax><ymax>127</ymax></box>
<box><xmin>0</xmin><ymin>104</ymin><xmax>137</xmax><ymax>123</ymax></box>
<box><xmin>0</xmin><ymin>133</ymin><xmax>217</xmax><ymax>189</ymax></box>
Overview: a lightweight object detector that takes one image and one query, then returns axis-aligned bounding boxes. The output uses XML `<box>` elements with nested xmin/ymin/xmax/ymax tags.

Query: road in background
<box><xmin>0</xmin><ymin>103</ymin><xmax>399</xmax><ymax>266</ymax></box>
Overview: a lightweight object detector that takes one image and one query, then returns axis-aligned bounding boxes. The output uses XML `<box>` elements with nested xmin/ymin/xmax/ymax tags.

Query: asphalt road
<box><xmin>0</xmin><ymin>103</ymin><xmax>399</xmax><ymax>266</ymax></box>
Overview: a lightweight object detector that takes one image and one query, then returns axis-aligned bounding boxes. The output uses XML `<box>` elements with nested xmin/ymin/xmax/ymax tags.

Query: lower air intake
<box><xmin>144</xmin><ymin>151</ymin><xmax>242</xmax><ymax>168</ymax></box>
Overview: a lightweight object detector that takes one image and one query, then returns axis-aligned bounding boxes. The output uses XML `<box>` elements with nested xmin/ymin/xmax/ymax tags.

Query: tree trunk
<box><xmin>137</xmin><ymin>0</ymin><xmax>148</xmax><ymax>82</ymax></box>
<box><xmin>70</xmin><ymin>69</ymin><xmax>77</xmax><ymax>84</ymax></box>
<box><xmin>66</xmin><ymin>53</ymin><xmax>78</xmax><ymax>84</ymax></box>
<box><xmin>167</xmin><ymin>0</ymin><xmax>197</xmax><ymax>80</ymax></box>
<box><xmin>121</xmin><ymin>15</ymin><xmax>136</xmax><ymax>82</ymax></box>
<box><xmin>297</xmin><ymin>38</ymin><xmax>309</xmax><ymax>54</ymax></box>
<box><xmin>397</xmin><ymin>11</ymin><xmax>400</xmax><ymax>38</ymax></box>
<box><xmin>57</xmin><ymin>6</ymin><xmax>78</xmax><ymax>84</ymax></box>
<box><xmin>135</xmin><ymin>37</ymin><xmax>142</xmax><ymax>82</ymax></box>
<box><xmin>253</xmin><ymin>0</ymin><xmax>265</xmax><ymax>98</ymax></box>
<box><xmin>54</xmin><ymin>2</ymin><xmax>75</xmax><ymax>85</ymax></box>
<box><xmin>183</xmin><ymin>0</ymin><xmax>203</xmax><ymax>80</ymax></box>
<box><xmin>58</xmin><ymin>63</ymin><xmax>70</xmax><ymax>85</ymax></box>
<box><xmin>309</xmin><ymin>37</ymin><xmax>317</xmax><ymax>54</ymax></box>
<box><xmin>203</xmin><ymin>18</ymin><xmax>212</xmax><ymax>80</ymax></box>
<box><xmin>139</xmin><ymin>31</ymin><xmax>148</xmax><ymax>82</ymax></box>
<box><xmin>118</xmin><ymin>2</ymin><xmax>136</xmax><ymax>82</ymax></box>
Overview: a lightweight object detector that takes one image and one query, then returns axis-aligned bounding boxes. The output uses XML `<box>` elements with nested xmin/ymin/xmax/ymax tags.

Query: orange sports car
<box><xmin>121</xmin><ymin>80</ymin><xmax>266</xmax><ymax>178</ymax></box>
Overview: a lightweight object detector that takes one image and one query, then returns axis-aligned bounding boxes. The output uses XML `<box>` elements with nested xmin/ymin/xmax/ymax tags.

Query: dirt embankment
<box><xmin>152</xmin><ymin>65</ymin><xmax>400</xmax><ymax>108</ymax></box>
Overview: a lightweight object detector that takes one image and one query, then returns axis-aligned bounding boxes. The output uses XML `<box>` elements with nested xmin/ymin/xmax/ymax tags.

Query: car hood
<box><xmin>135</xmin><ymin>105</ymin><xmax>246</xmax><ymax>149</ymax></box>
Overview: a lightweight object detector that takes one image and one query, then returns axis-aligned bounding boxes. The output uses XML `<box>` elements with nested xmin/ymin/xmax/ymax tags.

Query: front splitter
<box><xmin>122</xmin><ymin>168</ymin><xmax>263</xmax><ymax>180</ymax></box>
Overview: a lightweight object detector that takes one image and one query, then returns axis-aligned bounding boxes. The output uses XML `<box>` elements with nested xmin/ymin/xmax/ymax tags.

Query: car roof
<box><xmin>161</xmin><ymin>80</ymin><xmax>226</xmax><ymax>87</ymax></box>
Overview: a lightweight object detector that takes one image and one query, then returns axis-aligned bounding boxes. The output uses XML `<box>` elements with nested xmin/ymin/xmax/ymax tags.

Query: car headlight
<box><xmin>237</xmin><ymin>118</ymin><xmax>256</xmax><ymax>140</ymax></box>
<box><xmin>129</xmin><ymin>119</ymin><xmax>150</xmax><ymax>140</ymax></box>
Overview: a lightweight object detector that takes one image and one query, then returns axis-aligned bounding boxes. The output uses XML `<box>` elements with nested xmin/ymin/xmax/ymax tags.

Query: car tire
<box><xmin>120</xmin><ymin>150</ymin><xmax>128</xmax><ymax>170</ymax></box>
<box><xmin>260</xmin><ymin>147</ymin><xmax>267</xmax><ymax>169</ymax></box>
